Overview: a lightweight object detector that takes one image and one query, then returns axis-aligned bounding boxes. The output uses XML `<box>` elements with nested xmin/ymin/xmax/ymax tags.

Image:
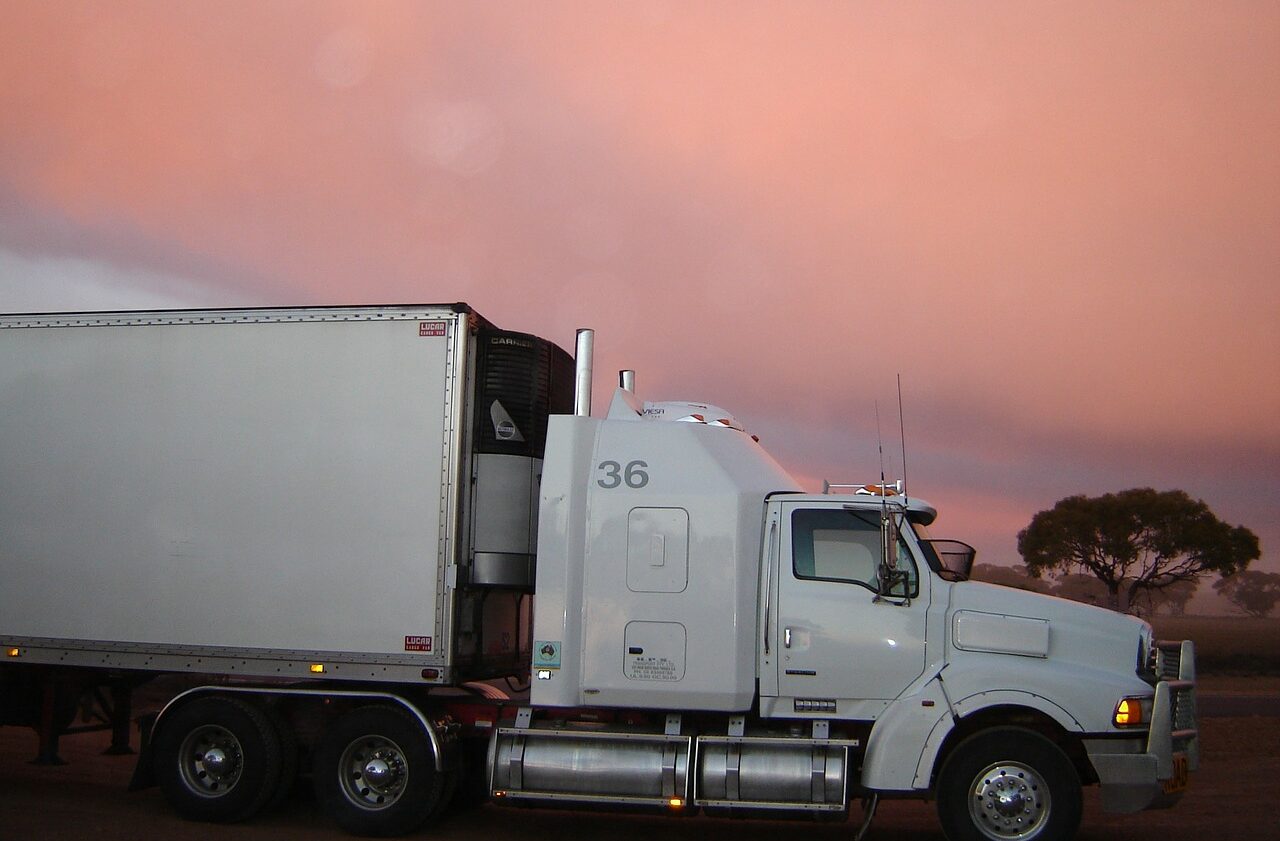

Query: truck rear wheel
<box><xmin>314</xmin><ymin>705</ymin><xmax>445</xmax><ymax>837</ymax></box>
<box><xmin>936</xmin><ymin>728</ymin><xmax>1081</xmax><ymax>841</ymax></box>
<box><xmin>153</xmin><ymin>695</ymin><xmax>283</xmax><ymax>823</ymax></box>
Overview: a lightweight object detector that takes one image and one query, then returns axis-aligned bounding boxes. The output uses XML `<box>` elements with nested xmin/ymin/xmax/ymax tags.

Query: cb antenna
<box><xmin>874</xmin><ymin>399</ymin><xmax>905</xmax><ymax>604</ymax></box>
<box><xmin>897</xmin><ymin>374</ymin><xmax>909</xmax><ymax>507</ymax></box>
<box><xmin>875</xmin><ymin>400</ymin><xmax>887</xmax><ymax>492</ymax></box>
<box><xmin>875</xmin><ymin>400</ymin><xmax>891</xmax><ymax>552</ymax></box>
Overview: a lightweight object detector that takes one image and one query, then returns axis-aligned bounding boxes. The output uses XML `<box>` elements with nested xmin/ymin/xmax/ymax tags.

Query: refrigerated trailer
<box><xmin>1</xmin><ymin>305</ymin><xmax>1197</xmax><ymax>840</ymax></box>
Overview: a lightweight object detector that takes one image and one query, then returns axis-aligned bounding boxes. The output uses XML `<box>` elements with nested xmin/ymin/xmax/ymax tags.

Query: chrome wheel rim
<box><xmin>338</xmin><ymin>734</ymin><xmax>408</xmax><ymax>810</ymax></box>
<box><xmin>178</xmin><ymin>725</ymin><xmax>244</xmax><ymax>798</ymax></box>
<box><xmin>968</xmin><ymin>760</ymin><xmax>1052</xmax><ymax>840</ymax></box>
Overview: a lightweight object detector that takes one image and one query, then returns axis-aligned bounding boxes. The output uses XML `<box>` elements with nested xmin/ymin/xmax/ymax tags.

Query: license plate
<box><xmin>1162</xmin><ymin>752</ymin><xmax>1189</xmax><ymax>794</ymax></box>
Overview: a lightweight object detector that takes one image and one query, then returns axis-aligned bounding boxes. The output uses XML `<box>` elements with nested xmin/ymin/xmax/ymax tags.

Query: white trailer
<box><xmin>0</xmin><ymin>305</ymin><xmax>1197</xmax><ymax>840</ymax></box>
<box><xmin>1</xmin><ymin>305</ymin><xmax>569</xmax><ymax>681</ymax></box>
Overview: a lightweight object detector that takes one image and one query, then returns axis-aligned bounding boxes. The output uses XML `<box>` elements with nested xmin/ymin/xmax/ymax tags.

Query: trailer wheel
<box><xmin>153</xmin><ymin>695</ymin><xmax>283</xmax><ymax>823</ymax></box>
<box><xmin>936</xmin><ymin>728</ymin><xmax>1081</xmax><ymax>841</ymax></box>
<box><xmin>315</xmin><ymin>705</ymin><xmax>445</xmax><ymax>837</ymax></box>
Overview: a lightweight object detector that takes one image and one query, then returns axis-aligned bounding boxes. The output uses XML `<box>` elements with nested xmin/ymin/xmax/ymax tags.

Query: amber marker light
<box><xmin>5</xmin><ymin>647</ymin><xmax>19</xmax><ymax>658</ymax></box>
<box><xmin>310</xmin><ymin>663</ymin><xmax>326</xmax><ymax>674</ymax></box>
<box><xmin>1113</xmin><ymin>696</ymin><xmax>1151</xmax><ymax>727</ymax></box>
<box><xmin>669</xmin><ymin>798</ymin><xmax>685</xmax><ymax>808</ymax></box>
<box><xmin>1114</xmin><ymin>699</ymin><xmax>1137</xmax><ymax>725</ymax></box>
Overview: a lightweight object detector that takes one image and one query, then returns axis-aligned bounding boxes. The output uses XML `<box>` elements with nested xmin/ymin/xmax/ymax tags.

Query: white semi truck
<box><xmin>0</xmin><ymin>305</ymin><xmax>1196</xmax><ymax>840</ymax></box>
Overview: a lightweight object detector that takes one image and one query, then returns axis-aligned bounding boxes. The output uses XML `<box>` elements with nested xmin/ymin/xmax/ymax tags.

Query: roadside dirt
<box><xmin>1</xmin><ymin>716</ymin><xmax>1277</xmax><ymax>840</ymax></box>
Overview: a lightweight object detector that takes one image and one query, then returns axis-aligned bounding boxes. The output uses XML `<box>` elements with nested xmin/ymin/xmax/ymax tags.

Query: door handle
<box><xmin>784</xmin><ymin>627</ymin><xmax>792</xmax><ymax>648</ymax></box>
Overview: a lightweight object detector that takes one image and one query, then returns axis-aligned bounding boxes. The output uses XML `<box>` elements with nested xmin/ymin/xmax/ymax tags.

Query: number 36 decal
<box><xmin>597</xmin><ymin>460</ymin><xmax>650</xmax><ymax>489</ymax></box>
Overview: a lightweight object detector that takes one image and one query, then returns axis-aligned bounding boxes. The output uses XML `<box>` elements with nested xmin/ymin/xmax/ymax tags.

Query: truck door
<box><xmin>771</xmin><ymin>500</ymin><xmax>928</xmax><ymax>703</ymax></box>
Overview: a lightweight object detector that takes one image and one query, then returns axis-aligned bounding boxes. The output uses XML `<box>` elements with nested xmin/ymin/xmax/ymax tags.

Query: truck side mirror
<box><xmin>880</xmin><ymin>508</ymin><xmax>899</xmax><ymax>572</ymax></box>
<box><xmin>876</xmin><ymin>509</ymin><xmax>910</xmax><ymax>604</ymax></box>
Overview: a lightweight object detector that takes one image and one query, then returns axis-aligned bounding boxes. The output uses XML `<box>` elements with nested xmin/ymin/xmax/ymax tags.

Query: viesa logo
<box><xmin>404</xmin><ymin>636</ymin><xmax>432</xmax><ymax>652</ymax></box>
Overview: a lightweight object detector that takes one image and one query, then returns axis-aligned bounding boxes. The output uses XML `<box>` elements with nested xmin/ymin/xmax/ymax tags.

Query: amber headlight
<box><xmin>1113</xmin><ymin>695</ymin><xmax>1153</xmax><ymax>727</ymax></box>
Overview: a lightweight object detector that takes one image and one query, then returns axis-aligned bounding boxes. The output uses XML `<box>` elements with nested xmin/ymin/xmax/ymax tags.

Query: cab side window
<box><xmin>791</xmin><ymin>508</ymin><xmax>918</xmax><ymax>597</ymax></box>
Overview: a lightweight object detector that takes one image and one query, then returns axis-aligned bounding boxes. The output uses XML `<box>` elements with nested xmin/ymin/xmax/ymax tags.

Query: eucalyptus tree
<box><xmin>1017</xmin><ymin>488</ymin><xmax>1259</xmax><ymax>613</ymax></box>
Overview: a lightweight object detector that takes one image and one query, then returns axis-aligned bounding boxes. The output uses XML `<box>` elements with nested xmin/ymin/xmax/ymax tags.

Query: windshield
<box><xmin>910</xmin><ymin>520</ymin><xmax>976</xmax><ymax>582</ymax></box>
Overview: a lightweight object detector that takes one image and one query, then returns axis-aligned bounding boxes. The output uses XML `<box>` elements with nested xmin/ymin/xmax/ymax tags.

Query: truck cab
<box><xmin>499</xmin><ymin>382</ymin><xmax>1197</xmax><ymax>840</ymax></box>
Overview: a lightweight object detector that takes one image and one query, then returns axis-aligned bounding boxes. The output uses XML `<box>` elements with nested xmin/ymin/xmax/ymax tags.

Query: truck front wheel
<box><xmin>152</xmin><ymin>695</ymin><xmax>283</xmax><ymax>823</ymax></box>
<box><xmin>936</xmin><ymin>728</ymin><xmax>1081</xmax><ymax>841</ymax></box>
<box><xmin>314</xmin><ymin>705</ymin><xmax>445</xmax><ymax>837</ymax></box>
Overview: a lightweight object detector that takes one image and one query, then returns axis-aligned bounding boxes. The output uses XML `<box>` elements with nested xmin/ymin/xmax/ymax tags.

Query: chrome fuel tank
<box><xmin>490</xmin><ymin>722</ymin><xmax>856</xmax><ymax>814</ymax></box>
<box><xmin>490</xmin><ymin>725</ymin><xmax>691</xmax><ymax>805</ymax></box>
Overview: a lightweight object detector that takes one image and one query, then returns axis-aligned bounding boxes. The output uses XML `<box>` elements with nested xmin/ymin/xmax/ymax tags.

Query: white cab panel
<box><xmin>531</xmin><ymin>392</ymin><xmax>799</xmax><ymax>710</ymax></box>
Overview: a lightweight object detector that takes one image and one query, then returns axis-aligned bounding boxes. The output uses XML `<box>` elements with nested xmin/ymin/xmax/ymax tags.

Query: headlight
<box><xmin>1136</xmin><ymin>626</ymin><xmax>1155</xmax><ymax>680</ymax></box>
<box><xmin>1113</xmin><ymin>695</ymin><xmax>1153</xmax><ymax>727</ymax></box>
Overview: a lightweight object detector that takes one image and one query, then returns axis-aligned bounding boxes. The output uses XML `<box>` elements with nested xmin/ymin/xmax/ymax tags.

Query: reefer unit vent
<box><xmin>473</xmin><ymin>329</ymin><xmax>574</xmax><ymax>458</ymax></box>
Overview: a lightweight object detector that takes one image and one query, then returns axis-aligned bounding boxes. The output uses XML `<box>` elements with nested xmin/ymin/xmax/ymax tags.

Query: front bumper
<box><xmin>1085</xmin><ymin>640</ymin><xmax>1198</xmax><ymax>813</ymax></box>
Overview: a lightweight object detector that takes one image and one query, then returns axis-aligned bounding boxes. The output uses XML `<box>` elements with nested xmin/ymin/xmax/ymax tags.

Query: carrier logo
<box><xmin>404</xmin><ymin>635</ymin><xmax>433</xmax><ymax>652</ymax></box>
<box><xmin>490</xmin><ymin>336</ymin><xmax>533</xmax><ymax>348</ymax></box>
<box><xmin>419</xmin><ymin>322</ymin><xmax>446</xmax><ymax>337</ymax></box>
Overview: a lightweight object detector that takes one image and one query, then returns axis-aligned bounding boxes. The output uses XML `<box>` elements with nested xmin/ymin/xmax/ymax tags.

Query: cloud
<box><xmin>1</xmin><ymin>2</ymin><xmax>1275</xmax><ymax>572</ymax></box>
<box><xmin>0</xmin><ymin>247</ymin><xmax>257</xmax><ymax>313</ymax></box>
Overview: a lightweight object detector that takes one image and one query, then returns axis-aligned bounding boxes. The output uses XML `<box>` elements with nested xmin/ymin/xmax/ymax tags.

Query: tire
<box><xmin>314</xmin><ymin>705</ymin><xmax>446</xmax><ymax>837</ymax></box>
<box><xmin>153</xmin><ymin>695</ymin><xmax>283</xmax><ymax>823</ymax></box>
<box><xmin>936</xmin><ymin>728</ymin><xmax>1082</xmax><ymax>841</ymax></box>
<box><xmin>265</xmin><ymin>705</ymin><xmax>298</xmax><ymax>811</ymax></box>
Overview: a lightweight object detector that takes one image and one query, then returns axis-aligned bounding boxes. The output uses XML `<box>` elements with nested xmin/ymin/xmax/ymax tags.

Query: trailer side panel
<box><xmin>0</xmin><ymin>308</ymin><xmax>468</xmax><ymax>680</ymax></box>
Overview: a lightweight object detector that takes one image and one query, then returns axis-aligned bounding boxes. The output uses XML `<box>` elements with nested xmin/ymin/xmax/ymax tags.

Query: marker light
<box><xmin>310</xmin><ymin>663</ymin><xmax>326</xmax><ymax>674</ymax></box>
<box><xmin>669</xmin><ymin>798</ymin><xmax>684</xmax><ymax>808</ymax></box>
<box><xmin>6</xmin><ymin>647</ymin><xmax>19</xmax><ymax>658</ymax></box>
<box><xmin>1113</xmin><ymin>696</ymin><xmax>1152</xmax><ymax>727</ymax></box>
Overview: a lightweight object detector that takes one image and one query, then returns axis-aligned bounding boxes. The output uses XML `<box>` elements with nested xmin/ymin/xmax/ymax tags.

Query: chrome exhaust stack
<box><xmin>619</xmin><ymin>369</ymin><xmax>636</xmax><ymax>394</ymax></box>
<box><xmin>574</xmin><ymin>328</ymin><xmax>594</xmax><ymax>417</ymax></box>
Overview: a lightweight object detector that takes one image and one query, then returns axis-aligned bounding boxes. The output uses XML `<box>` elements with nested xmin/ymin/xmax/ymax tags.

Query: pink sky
<box><xmin>2</xmin><ymin>2</ymin><xmax>1277</xmax><ymax>584</ymax></box>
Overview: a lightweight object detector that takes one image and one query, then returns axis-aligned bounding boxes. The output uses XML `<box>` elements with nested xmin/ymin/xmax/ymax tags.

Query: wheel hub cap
<box><xmin>202</xmin><ymin>747</ymin><xmax>229</xmax><ymax>775</ymax></box>
<box><xmin>178</xmin><ymin>725</ymin><xmax>244</xmax><ymax>797</ymax></box>
<box><xmin>970</xmin><ymin>762</ymin><xmax>1051</xmax><ymax>840</ymax></box>
<box><xmin>340</xmin><ymin>736</ymin><xmax>409</xmax><ymax>810</ymax></box>
<box><xmin>363</xmin><ymin>757</ymin><xmax>392</xmax><ymax>785</ymax></box>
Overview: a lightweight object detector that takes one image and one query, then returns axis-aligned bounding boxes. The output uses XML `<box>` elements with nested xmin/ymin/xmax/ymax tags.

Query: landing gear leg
<box><xmin>104</xmin><ymin>682</ymin><xmax>135</xmax><ymax>755</ymax></box>
<box><xmin>31</xmin><ymin>681</ymin><xmax>66</xmax><ymax>766</ymax></box>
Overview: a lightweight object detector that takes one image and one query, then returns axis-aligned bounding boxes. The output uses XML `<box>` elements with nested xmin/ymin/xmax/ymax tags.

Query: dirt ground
<box><xmin>1</xmin><ymin>715</ymin><xmax>1277</xmax><ymax>840</ymax></box>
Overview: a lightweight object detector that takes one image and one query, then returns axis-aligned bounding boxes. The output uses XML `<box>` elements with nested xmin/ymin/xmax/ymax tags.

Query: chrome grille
<box><xmin>1170</xmin><ymin>683</ymin><xmax>1197</xmax><ymax>733</ymax></box>
<box><xmin>1153</xmin><ymin>641</ymin><xmax>1183</xmax><ymax>680</ymax></box>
